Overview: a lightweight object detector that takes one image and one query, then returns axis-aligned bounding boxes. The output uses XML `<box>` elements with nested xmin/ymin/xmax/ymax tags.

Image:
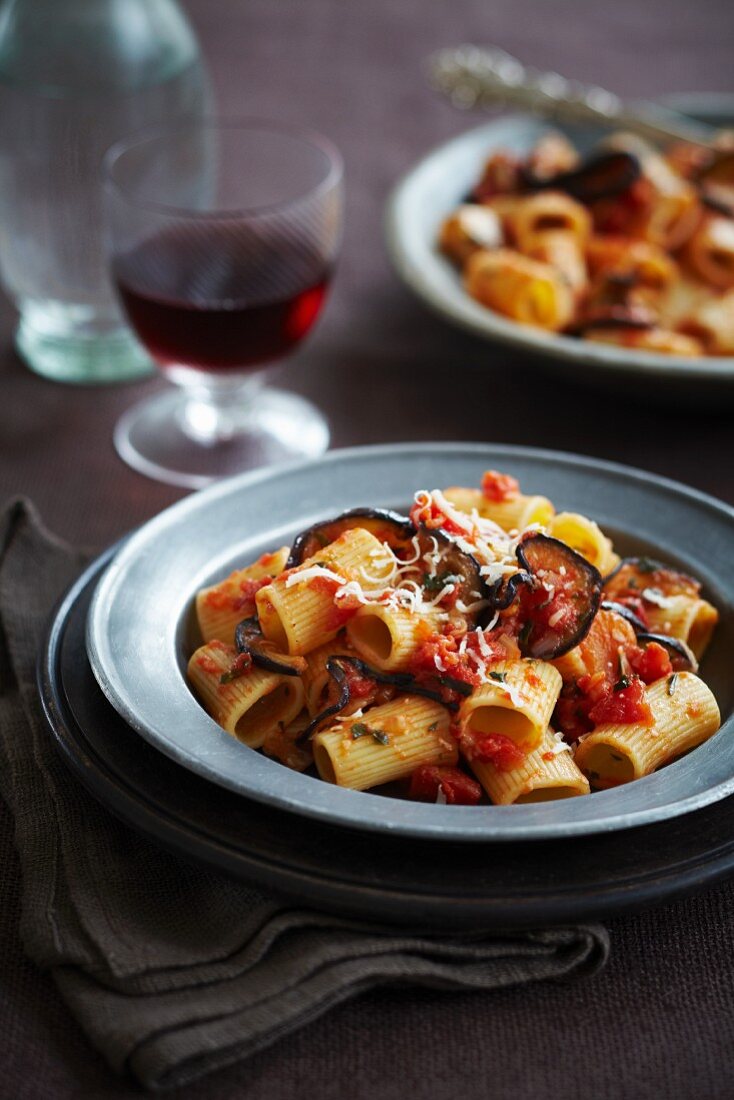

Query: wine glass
<box><xmin>103</xmin><ymin>119</ymin><xmax>343</xmax><ymax>488</ymax></box>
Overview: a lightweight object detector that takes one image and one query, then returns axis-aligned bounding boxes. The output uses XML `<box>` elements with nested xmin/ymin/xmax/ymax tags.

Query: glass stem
<box><xmin>177</xmin><ymin>375</ymin><xmax>263</xmax><ymax>445</ymax></box>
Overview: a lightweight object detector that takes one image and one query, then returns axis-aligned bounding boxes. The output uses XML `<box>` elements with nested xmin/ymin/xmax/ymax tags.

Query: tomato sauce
<box><xmin>481</xmin><ymin>469</ymin><xmax>520</xmax><ymax>502</ymax></box>
<box><xmin>408</xmin><ymin>765</ymin><xmax>482</xmax><ymax>805</ymax></box>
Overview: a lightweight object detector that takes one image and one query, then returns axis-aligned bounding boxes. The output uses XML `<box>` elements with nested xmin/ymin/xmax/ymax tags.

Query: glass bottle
<box><xmin>0</xmin><ymin>0</ymin><xmax>210</xmax><ymax>383</ymax></box>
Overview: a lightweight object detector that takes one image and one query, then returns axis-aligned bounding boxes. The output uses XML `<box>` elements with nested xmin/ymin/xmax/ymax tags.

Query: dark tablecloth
<box><xmin>2</xmin><ymin>0</ymin><xmax>734</xmax><ymax>1096</ymax></box>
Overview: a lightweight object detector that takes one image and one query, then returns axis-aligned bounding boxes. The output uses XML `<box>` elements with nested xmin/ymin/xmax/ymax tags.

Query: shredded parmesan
<box><xmin>642</xmin><ymin>587</ymin><xmax>675</xmax><ymax>608</ymax></box>
<box><xmin>285</xmin><ymin>565</ymin><xmax>347</xmax><ymax>588</ymax></box>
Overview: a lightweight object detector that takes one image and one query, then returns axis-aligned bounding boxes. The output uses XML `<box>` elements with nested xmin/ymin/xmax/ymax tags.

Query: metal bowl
<box><xmin>87</xmin><ymin>443</ymin><xmax>734</xmax><ymax>841</ymax></box>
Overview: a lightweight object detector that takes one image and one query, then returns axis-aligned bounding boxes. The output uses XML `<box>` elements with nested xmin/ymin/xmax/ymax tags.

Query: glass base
<box><xmin>114</xmin><ymin>385</ymin><xmax>330</xmax><ymax>489</ymax></box>
<box><xmin>16</xmin><ymin>300</ymin><xmax>154</xmax><ymax>385</ymax></box>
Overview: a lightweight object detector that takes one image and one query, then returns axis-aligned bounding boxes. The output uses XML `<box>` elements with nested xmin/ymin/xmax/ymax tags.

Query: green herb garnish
<box><xmin>637</xmin><ymin>557</ymin><xmax>657</xmax><ymax>574</ymax></box>
<box><xmin>489</xmin><ymin>671</ymin><xmax>506</xmax><ymax>683</ymax></box>
<box><xmin>667</xmin><ymin>672</ymin><xmax>679</xmax><ymax>697</ymax></box>
<box><xmin>627</xmin><ymin>578</ymin><xmax>638</xmax><ymax>589</ymax></box>
<box><xmin>351</xmin><ymin>722</ymin><xmax>390</xmax><ymax>745</ymax></box>
<box><xmin>613</xmin><ymin>676</ymin><xmax>630</xmax><ymax>692</ymax></box>
<box><xmin>422</xmin><ymin>571</ymin><xmax>459</xmax><ymax>593</ymax></box>
<box><xmin>428</xmin><ymin>720</ymin><xmax>439</xmax><ymax>731</ymax></box>
<box><xmin>518</xmin><ymin>621</ymin><xmax>533</xmax><ymax>648</ymax></box>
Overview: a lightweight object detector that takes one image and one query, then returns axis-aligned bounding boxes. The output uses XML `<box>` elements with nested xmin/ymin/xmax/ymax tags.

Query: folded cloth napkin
<box><xmin>0</xmin><ymin>499</ymin><xmax>609</xmax><ymax>1092</ymax></box>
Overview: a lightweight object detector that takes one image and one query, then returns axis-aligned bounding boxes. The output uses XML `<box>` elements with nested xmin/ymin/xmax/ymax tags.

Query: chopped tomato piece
<box><xmin>587</xmin><ymin>675</ymin><xmax>653</xmax><ymax>727</ymax></box>
<box><xmin>461</xmin><ymin>730</ymin><xmax>527</xmax><ymax>772</ymax></box>
<box><xmin>481</xmin><ymin>469</ymin><xmax>520</xmax><ymax>502</ymax></box>
<box><xmin>408</xmin><ymin>765</ymin><xmax>482</xmax><ymax>805</ymax></box>
<box><xmin>628</xmin><ymin>641</ymin><xmax>673</xmax><ymax>685</ymax></box>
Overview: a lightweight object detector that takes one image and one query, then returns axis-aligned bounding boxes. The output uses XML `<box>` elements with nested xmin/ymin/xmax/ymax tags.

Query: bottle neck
<box><xmin>0</xmin><ymin>0</ymin><xmax>201</xmax><ymax>93</ymax></box>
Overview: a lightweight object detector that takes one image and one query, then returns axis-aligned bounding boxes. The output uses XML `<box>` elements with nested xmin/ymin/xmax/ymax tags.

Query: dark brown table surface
<box><xmin>2</xmin><ymin>1</ymin><xmax>734</xmax><ymax>1096</ymax></box>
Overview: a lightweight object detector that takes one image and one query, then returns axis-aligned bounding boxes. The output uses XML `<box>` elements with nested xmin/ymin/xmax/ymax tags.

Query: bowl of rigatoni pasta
<box><xmin>86</xmin><ymin>443</ymin><xmax>734</xmax><ymax>842</ymax></box>
<box><xmin>386</xmin><ymin>97</ymin><xmax>734</xmax><ymax>384</ymax></box>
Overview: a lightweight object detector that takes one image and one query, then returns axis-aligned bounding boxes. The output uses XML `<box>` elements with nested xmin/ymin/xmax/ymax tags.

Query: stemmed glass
<box><xmin>103</xmin><ymin>120</ymin><xmax>343</xmax><ymax>488</ymax></box>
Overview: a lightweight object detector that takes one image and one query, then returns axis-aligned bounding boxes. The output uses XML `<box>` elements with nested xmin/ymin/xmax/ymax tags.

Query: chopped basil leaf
<box><xmin>428</xmin><ymin>720</ymin><xmax>439</xmax><ymax>731</ymax></box>
<box><xmin>351</xmin><ymin>722</ymin><xmax>390</xmax><ymax>745</ymax></box>
<box><xmin>613</xmin><ymin>676</ymin><xmax>630</xmax><ymax>692</ymax></box>
<box><xmin>667</xmin><ymin>672</ymin><xmax>679</xmax><ymax>697</ymax></box>
<box><xmin>489</xmin><ymin>671</ymin><xmax>506</xmax><ymax>683</ymax></box>
<box><xmin>637</xmin><ymin>557</ymin><xmax>657</xmax><ymax>574</ymax></box>
<box><xmin>627</xmin><ymin>578</ymin><xmax>638</xmax><ymax>589</ymax></box>
<box><xmin>422</xmin><ymin>571</ymin><xmax>459</xmax><ymax>593</ymax></box>
<box><xmin>518</xmin><ymin>621</ymin><xmax>533</xmax><ymax>647</ymax></box>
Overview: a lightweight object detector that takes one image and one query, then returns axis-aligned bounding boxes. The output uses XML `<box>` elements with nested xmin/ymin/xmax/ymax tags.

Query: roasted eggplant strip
<box><xmin>413</xmin><ymin>523</ymin><xmax>489</xmax><ymax>621</ymax></box>
<box><xmin>234</xmin><ymin>616</ymin><xmax>306</xmax><ymax>676</ymax></box>
<box><xmin>522</xmin><ymin>150</ymin><xmax>641</xmax><ymax>203</ymax></box>
<box><xmin>485</xmin><ymin>571</ymin><xmax>533</xmax><ymax>612</ymax></box>
<box><xmin>600</xmin><ymin>600</ymin><xmax>649</xmax><ymax>633</ymax></box>
<box><xmin>287</xmin><ymin>507</ymin><xmax>414</xmax><ymax>567</ymax></box>
<box><xmin>298</xmin><ymin>654</ymin><xmax>460</xmax><ymax>742</ymax></box>
<box><xmin>515</xmin><ymin>534</ymin><xmax>602</xmax><ymax>660</ymax></box>
<box><xmin>603</xmin><ymin>555</ymin><xmax>700</xmax><ymax>598</ymax></box>
<box><xmin>636</xmin><ymin>632</ymin><xmax>699</xmax><ymax>673</ymax></box>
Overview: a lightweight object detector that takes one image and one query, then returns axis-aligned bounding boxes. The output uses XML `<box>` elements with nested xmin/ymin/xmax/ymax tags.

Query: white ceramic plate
<box><xmin>86</xmin><ymin>443</ymin><xmax>734</xmax><ymax>841</ymax></box>
<box><xmin>385</xmin><ymin>98</ymin><xmax>734</xmax><ymax>383</ymax></box>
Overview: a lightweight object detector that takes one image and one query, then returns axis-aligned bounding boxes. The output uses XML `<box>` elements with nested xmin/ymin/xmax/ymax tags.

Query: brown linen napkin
<box><xmin>0</xmin><ymin>499</ymin><xmax>609</xmax><ymax>1092</ymax></box>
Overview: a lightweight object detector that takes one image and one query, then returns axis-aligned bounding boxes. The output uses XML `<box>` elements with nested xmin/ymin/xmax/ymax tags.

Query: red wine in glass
<box><xmin>113</xmin><ymin>225</ymin><xmax>331</xmax><ymax>372</ymax></box>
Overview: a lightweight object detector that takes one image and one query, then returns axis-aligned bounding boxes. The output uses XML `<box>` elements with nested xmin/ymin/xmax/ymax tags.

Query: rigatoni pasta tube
<box><xmin>510</xmin><ymin>191</ymin><xmax>591</xmax><ymax>248</ymax></box>
<box><xmin>682</xmin><ymin>215</ymin><xmax>734</xmax><ymax>290</ymax></box>
<box><xmin>523</xmin><ymin>230</ymin><xmax>588</xmax><ymax>295</ymax></box>
<box><xmin>443</xmin><ymin>486</ymin><xmax>555</xmax><ymax>533</ymax></box>
<box><xmin>548</xmin><ymin>512</ymin><xmax>619</xmax><ymax>575</ymax></box>
<box><xmin>301</xmin><ymin>637</ymin><xmax>357</xmax><ymax>716</ymax></box>
<box><xmin>679</xmin><ymin>290</ymin><xmax>734</xmax><ymax>354</ymax></box>
<box><xmin>464</xmin><ymin>248</ymin><xmax>575</xmax><ymax>332</ymax></box>
<box><xmin>312</xmin><ymin>696</ymin><xmax>456</xmax><ymax>790</ymax></box>
<box><xmin>347</xmin><ymin>605</ymin><xmax>442</xmax><ymax>672</ymax></box>
<box><xmin>195</xmin><ymin>547</ymin><xmax>289</xmax><ymax>645</ymax></box>
<box><xmin>643</xmin><ymin>595</ymin><xmax>718</xmax><ymax>660</ymax></box>
<box><xmin>256</xmin><ymin>527</ymin><xmax>391</xmax><ymax>656</ymax></box>
<box><xmin>574</xmin><ymin>672</ymin><xmax>720</xmax><ymax>788</ymax></box>
<box><xmin>469</xmin><ymin>729</ymin><xmax>590</xmax><ymax>804</ymax></box>
<box><xmin>438</xmin><ymin>204</ymin><xmax>503</xmax><ymax>266</ymax></box>
<box><xmin>187</xmin><ymin>641</ymin><xmax>304</xmax><ymax>748</ymax></box>
<box><xmin>459</xmin><ymin>660</ymin><xmax>562</xmax><ymax>753</ymax></box>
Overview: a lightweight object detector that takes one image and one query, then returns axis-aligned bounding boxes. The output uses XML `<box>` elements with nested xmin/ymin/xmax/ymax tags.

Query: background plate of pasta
<box><xmin>86</xmin><ymin>443</ymin><xmax>734</xmax><ymax>841</ymax></box>
<box><xmin>386</xmin><ymin>96</ymin><xmax>734</xmax><ymax>382</ymax></box>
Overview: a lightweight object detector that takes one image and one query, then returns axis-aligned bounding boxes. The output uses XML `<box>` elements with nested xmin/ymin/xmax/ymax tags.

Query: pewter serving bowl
<box><xmin>87</xmin><ymin>443</ymin><xmax>734</xmax><ymax>841</ymax></box>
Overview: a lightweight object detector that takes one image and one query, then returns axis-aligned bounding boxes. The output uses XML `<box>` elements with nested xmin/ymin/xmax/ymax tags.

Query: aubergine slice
<box><xmin>299</xmin><ymin>654</ymin><xmax>462</xmax><ymax>741</ymax></box>
<box><xmin>234</xmin><ymin>617</ymin><xmax>306</xmax><ymax>676</ymax></box>
<box><xmin>485</xmin><ymin>570</ymin><xmax>533</xmax><ymax>613</ymax></box>
<box><xmin>603</xmin><ymin>556</ymin><xmax>700</xmax><ymax>597</ymax></box>
<box><xmin>572</xmin><ymin>304</ymin><xmax>656</xmax><ymax>333</ymax></box>
<box><xmin>515</xmin><ymin>534</ymin><xmax>602</xmax><ymax>659</ymax></box>
<box><xmin>413</xmin><ymin>524</ymin><xmax>489</xmax><ymax>622</ymax></box>
<box><xmin>287</xmin><ymin>508</ymin><xmax>414</xmax><ymax>568</ymax></box>
<box><xmin>600</xmin><ymin>600</ymin><xmax>648</xmax><ymax>633</ymax></box>
<box><xmin>636</xmin><ymin>632</ymin><xmax>698</xmax><ymax>673</ymax></box>
<box><xmin>335</xmin><ymin>654</ymin><xmax>466</xmax><ymax>706</ymax></box>
<box><xmin>522</xmin><ymin>150</ymin><xmax>641</xmax><ymax>203</ymax></box>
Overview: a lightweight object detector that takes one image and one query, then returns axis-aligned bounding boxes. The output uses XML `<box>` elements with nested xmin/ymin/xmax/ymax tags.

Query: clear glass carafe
<box><xmin>0</xmin><ymin>0</ymin><xmax>210</xmax><ymax>383</ymax></box>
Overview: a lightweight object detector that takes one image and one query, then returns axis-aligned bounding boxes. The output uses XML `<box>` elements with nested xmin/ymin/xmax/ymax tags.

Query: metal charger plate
<box><xmin>385</xmin><ymin>96</ymin><xmax>734</xmax><ymax>385</ymax></box>
<box><xmin>39</xmin><ymin>553</ymin><xmax>734</xmax><ymax>928</ymax></box>
<box><xmin>86</xmin><ymin>443</ymin><xmax>734</xmax><ymax>841</ymax></box>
